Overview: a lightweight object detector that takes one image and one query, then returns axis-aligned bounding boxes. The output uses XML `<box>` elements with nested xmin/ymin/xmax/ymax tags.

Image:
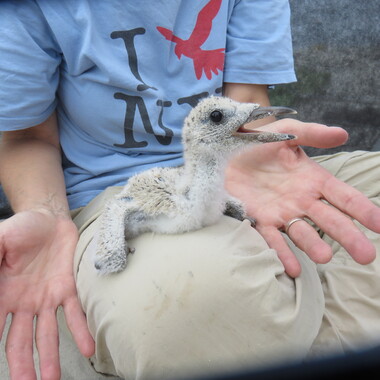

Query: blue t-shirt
<box><xmin>0</xmin><ymin>0</ymin><xmax>296</xmax><ymax>209</ymax></box>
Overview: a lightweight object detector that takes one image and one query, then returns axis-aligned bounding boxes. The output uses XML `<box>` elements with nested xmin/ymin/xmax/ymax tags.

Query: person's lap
<box><xmin>74</xmin><ymin>214</ymin><xmax>323</xmax><ymax>379</ymax></box>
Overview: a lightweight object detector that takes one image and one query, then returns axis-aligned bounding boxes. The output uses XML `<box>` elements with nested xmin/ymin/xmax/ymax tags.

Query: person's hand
<box><xmin>0</xmin><ymin>210</ymin><xmax>95</xmax><ymax>380</ymax></box>
<box><xmin>225</xmin><ymin>119</ymin><xmax>380</xmax><ymax>277</ymax></box>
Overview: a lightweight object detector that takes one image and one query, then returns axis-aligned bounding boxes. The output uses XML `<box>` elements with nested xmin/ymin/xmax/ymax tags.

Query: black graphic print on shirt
<box><xmin>110</xmin><ymin>0</ymin><xmax>224</xmax><ymax>149</ymax></box>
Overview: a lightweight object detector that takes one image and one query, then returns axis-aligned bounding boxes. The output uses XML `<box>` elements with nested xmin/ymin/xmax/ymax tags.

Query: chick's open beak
<box><xmin>246</xmin><ymin>106</ymin><xmax>297</xmax><ymax>122</ymax></box>
<box><xmin>234</xmin><ymin>106</ymin><xmax>298</xmax><ymax>143</ymax></box>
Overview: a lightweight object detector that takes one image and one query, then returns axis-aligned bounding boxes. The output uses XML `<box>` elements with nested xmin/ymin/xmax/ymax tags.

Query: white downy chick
<box><xmin>95</xmin><ymin>96</ymin><xmax>296</xmax><ymax>274</ymax></box>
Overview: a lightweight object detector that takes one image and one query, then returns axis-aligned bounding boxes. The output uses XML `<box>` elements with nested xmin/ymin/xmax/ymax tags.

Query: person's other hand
<box><xmin>0</xmin><ymin>210</ymin><xmax>95</xmax><ymax>380</ymax></box>
<box><xmin>225</xmin><ymin>119</ymin><xmax>380</xmax><ymax>277</ymax></box>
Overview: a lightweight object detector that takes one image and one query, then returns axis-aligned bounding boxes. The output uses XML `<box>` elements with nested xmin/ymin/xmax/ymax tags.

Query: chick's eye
<box><xmin>210</xmin><ymin>110</ymin><xmax>223</xmax><ymax>123</ymax></box>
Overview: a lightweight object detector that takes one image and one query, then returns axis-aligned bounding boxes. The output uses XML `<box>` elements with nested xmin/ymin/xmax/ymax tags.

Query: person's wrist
<box><xmin>29</xmin><ymin>206</ymin><xmax>71</xmax><ymax>219</ymax></box>
<box><xmin>11</xmin><ymin>194</ymin><xmax>72</xmax><ymax>220</ymax></box>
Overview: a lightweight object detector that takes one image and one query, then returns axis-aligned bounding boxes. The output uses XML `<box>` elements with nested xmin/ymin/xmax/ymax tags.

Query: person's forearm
<box><xmin>0</xmin><ymin>112</ymin><xmax>70</xmax><ymax>217</ymax></box>
<box><xmin>223</xmin><ymin>83</ymin><xmax>276</xmax><ymax>126</ymax></box>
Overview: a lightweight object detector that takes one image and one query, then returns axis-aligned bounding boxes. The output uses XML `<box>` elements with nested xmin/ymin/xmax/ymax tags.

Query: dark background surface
<box><xmin>270</xmin><ymin>0</ymin><xmax>380</xmax><ymax>156</ymax></box>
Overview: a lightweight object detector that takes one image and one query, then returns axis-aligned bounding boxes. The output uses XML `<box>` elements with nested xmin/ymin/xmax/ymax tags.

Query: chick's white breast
<box><xmin>124</xmin><ymin>166</ymin><xmax>183</xmax><ymax>215</ymax></box>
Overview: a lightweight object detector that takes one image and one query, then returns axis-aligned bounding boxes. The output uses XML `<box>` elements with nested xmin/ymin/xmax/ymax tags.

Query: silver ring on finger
<box><xmin>284</xmin><ymin>217</ymin><xmax>305</xmax><ymax>235</ymax></box>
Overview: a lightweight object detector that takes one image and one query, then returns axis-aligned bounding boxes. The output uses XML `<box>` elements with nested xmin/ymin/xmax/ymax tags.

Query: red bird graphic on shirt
<box><xmin>157</xmin><ymin>0</ymin><xmax>225</xmax><ymax>80</ymax></box>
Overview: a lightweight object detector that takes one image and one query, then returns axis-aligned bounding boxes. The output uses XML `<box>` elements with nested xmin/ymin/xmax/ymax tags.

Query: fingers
<box><xmin>322</xmin><ymin>176</ymin><xmax>380</xmax><ymax>234</ymax></box>
<box><xmin>257</xmin><ymin>226</ymin><xmax>301</xmax><ymax>278</ymax></box>
<box><xmin>265</xmin><ymin>119</ymin><xmax>349</xmax><ymax>149</ymax></box>
<box><xmin>5</xmin><ymin>311</ymin><xmax>62</xmax><ymax>380</ymax></box>
<box><xmin>262</xmin><ymin>196</ymin><xmax>377</xmax><ymax>276</ymax></box>
<box><xmin>308</xmin><ymin>201</ymin><xmax>376</xmax><ymax>265</ymax></box>
<box><xmin>35</xmin><ymin>309</ymin><xmax>60</xmax><ymax>380</ymax></box>
<box><xmin>63</xmin><ymin>297</ymin><xmax>95</xmax><ymax>358</ymax></box>
<box><xmin>6</xmin><ymin>312</ymin><xmax>37</xmax><ymax>380</ymax></box>
<box><xmin>285</xmin><ymin>219</ymin><xmax>333</xmax><ymax>264</ymax></box>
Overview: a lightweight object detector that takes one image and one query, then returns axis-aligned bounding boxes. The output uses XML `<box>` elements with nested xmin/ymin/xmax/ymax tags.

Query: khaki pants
<box><xmin>72</xmin><ymin>151</ymin><xmax>380</xmax><ymax>380</ymax></box>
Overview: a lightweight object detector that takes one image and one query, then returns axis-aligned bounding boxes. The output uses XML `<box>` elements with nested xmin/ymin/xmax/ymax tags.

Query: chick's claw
<box><xmin>247</xmin><ymin>217</ymin><xmax>257</xmax><ymax>228</ymax></box>
<box><xmin>94</xmin><ymin>249</ymin><xmax>128</xmax><ymax>275</ymax></box>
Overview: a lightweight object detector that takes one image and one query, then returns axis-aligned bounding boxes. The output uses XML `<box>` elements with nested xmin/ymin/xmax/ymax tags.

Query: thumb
<box><xmin>0</xmin><ymin>220</ymin><xmax>24</xmax><ymax>267</ymax></box>
<box><xmin>0</xmin><ymin>213</ymin><xmax>47</xmax><ymax>268</ymax></box>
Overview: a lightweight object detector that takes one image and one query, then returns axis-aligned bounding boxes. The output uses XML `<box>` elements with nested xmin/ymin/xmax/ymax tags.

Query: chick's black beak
<box><xmin>234</xmin><ymin>106</ymin><xmax>298</xmax><ymax>143</ymax></box>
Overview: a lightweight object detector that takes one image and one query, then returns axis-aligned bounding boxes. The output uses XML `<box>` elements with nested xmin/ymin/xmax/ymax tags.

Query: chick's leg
<box><xmin>224</xmin><ymin>197</ymin><xmax>256</xmax><ymax>227</ymax></box>
<box><xmin>94</xmin><ymin>197</ymin><xmax>139</xmax><ymax>275</ymax></box>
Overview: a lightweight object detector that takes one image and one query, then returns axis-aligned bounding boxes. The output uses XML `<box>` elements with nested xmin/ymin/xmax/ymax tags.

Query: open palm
<box><xmin>0</xmin><ymin>210</ymin><xmax>94</xmax><ymax>380</ymax></box>
<box><xmin>225</xmin><ymin>119</ymin><xmax>380</xmax><ymax>277</ymax></box>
